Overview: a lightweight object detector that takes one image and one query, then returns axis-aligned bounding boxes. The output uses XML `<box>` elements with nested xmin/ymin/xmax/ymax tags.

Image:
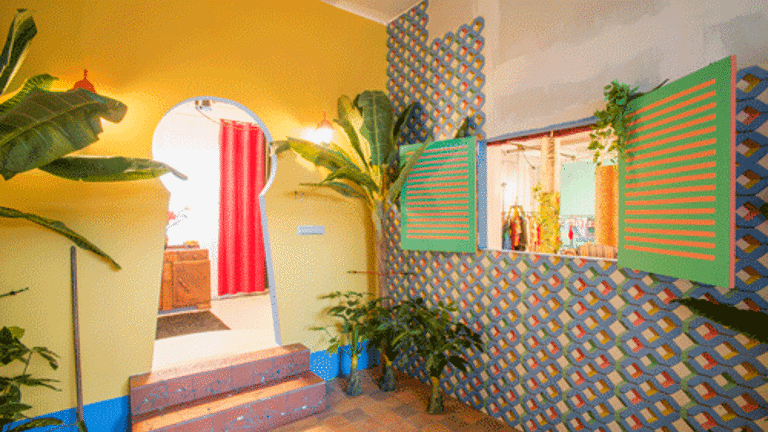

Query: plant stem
<box><xmin>379</xmin><ymin>352</ymin><xmax>396</xmax><ymax>392</ymax></box>
<box><xmin>347</xmin><ymin>355</ymin><xmax>362</xmax><ymax>396</ymax></box>
<box><xmin>427</xmin><ymin>376</ymin><xmax>444</xmax><ymax>414</ymax></box>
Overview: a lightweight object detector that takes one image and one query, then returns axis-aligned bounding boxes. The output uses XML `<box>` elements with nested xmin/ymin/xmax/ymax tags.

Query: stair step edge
<box><xmin>132</xmin><ymin>371</ymin><xmax>325</xmax><ymax>432</ymax></box>
<box><xmin>130</xmin><ymin>343</ymin><xmax>309</xmax><ymax>389</ymax></box>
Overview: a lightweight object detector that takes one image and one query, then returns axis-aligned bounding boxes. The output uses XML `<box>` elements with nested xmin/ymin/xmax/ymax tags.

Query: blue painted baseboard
<box><xmin>7</xmin><ymin>344</ymin><xmax>380</xmax><ymax>432</ymax></box>
<box><xmin>3</xmin><ymin>395</ymin><xmax>129</xmax><ymax>432</ymax></box>
<box><xmin>310</xmin><ymin>343</ymin><xmax>380</xmax><ymax>380</ymax></box>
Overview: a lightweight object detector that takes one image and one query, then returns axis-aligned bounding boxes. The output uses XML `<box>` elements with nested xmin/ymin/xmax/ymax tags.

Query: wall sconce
<box><xmin>72</xmin><ymin>69</ymin><xmax>95</xmax><ymax>92</ymax></box>
<box><xmin>311</xmin><ymin>111</ymin><xmax>334</xmax><ymax>145</ymax></box>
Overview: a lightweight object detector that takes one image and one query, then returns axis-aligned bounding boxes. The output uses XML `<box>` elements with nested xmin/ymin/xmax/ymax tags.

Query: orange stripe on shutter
<box><xmin>627</xmin><ymin>138</ymin><xmax>716</xmax><ymax>162</ymax></box>
<box><xmin>625</xmin><ymin>208</ymin><xmax>714</xmax><ymax>215</ymax></box>
<box><xmin>624</xmin><ymin>236</ymin><xmax>715</xmax><ymax>248</ymax></box>
<box><xmin>628</xmin><ymin>91</ymin><xmax>716</xmax><ymax>125</ymax></box>
<box><xmin>625</xmin><ymin>162</ymin><xmax>715</xmax><ymax>180</ymax></box>
<box><xmin>624</xmin><ymin>219</ymin><xmax>715</xmax><ymax>225</ymax></box>
<box><xmin>625</xmin><ymin>244</ymin><xmax>715</xmax><ymax>260</ymax></box>
<box><xmin>625</xmin><ymin>173</ymin><xmax>715</xmax><ymax>188</ymax></box>
<box><xmin>629</xmin><ymin>79</ymin><xmax>715</xmax><ymax>116</ymax></box>
<box><xmin>624</xmin><ymin>184</ymin><xmax>715</xmax><ymax>197</ymax></box>
<box><xmin>626</xmin><ymin>196</ymin><xmax>715</xmax><ymax>205</ymax></box>
<box><xmin>625</xmin><ymin>227</ymin><xmax>715</xmax><ymax>237</ymax></box>
<box><xmin>626</xmin><ymin>149</ymin><xmax>715</xmax><ymax>171</ymax></box>
<box><xmin>626</xmin><ymin>126</ymin><xmax>716</xmax><ymax>153</ymax></box>
<box><xmin>629</xmin><ymin>114</ymin><xmax>716</xmax><ymax>144</ymax></box>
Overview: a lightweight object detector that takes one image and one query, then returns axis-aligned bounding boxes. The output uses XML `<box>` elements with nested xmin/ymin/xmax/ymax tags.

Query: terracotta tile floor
<box><xmin>273</xmin><ymin>369</ymin><xmax>522</xmax><ymax>432</ymax></box>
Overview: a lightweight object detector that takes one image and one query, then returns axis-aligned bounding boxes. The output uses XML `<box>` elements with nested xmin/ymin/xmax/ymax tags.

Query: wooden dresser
<box><xmin>159</xmin><ymin>246</ymin><xmax>211</xmax><ymax>311</ymax></box>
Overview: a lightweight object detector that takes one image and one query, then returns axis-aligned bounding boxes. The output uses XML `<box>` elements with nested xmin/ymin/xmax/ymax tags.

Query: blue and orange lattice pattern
<box><xmin>387</xmin><ymin>0</ymin><xmax>486</xmax><ymax>144</ymax></box>
<box><xmin>385</xmin><ymin>2</ymin><xmax>768</xmax><ymax>430</ymax></box>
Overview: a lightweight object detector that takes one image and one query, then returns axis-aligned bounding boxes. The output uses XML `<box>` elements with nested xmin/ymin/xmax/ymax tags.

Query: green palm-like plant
<box><xmin>275</xmin><ymin>92</ymin><xmax>433</xmax><ymax>298</ymax></box>
<box><xmin>362</xmin><ymin>297</ymin><xmax>413</xmax><ymax>392</ymax></box>
<box><xmin>0</xmin><ymin>9</ymin><xmax>185</xmax><ymax>270</ymax></box>
<box><xmin>0</xmin><ymin>325</ymin><xmax>63</xmax><ymax>432</ymax></box>
<box><xmin>310</xmin><ymin>291</ymin><xmax>375</xmax><ymax>396</ymax></box>
<box><xmin>276</xmin><ymin>93</ymin><xmax>473</xmax><ymax>298</ymax></box>
<box><xmin>395</xmin><ymin>297</ymin><xmax>485</xmax><ymax>414</ymax></box>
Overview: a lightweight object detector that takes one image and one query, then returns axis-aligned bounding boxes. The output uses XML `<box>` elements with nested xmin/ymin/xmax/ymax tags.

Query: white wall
<box><xmin>427</xmin><ymin>0</ymin><xmax>768</xmax><ymax>139</ymax></box>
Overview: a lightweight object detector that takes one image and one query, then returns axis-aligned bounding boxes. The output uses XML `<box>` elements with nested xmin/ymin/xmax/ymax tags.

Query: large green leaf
<box><xmin>39</xmin><ymin>156</ymin><xmax>187</xmax><ymax>182</ymax></box>
<box><xmin>0</xmin><ymin>88</ymin><xmax>128</xmax><ymax>180</ymax></box>
<box><xmin>300</xmin><ymin>181</ymin><xmax>366</xmax><ymax>200</ymax></box>
<box><xmin>454</xmin><ymin>117</ymin><xmax>470</xmax><ymax>138</ymax></box>
<box><xmin>355</xmin><ymin>90</ymin><xmax>393</xmax><ymax>167</ymax></box>
<box><xmin>0</xmin><ymin>74</ymin><xmax>57</xmax><ymax>115</ymax></box>
<box><xmin>8</xmin><ymin>418</ymin><xmax>64</xmax><ymax>432</ymax></box>
<box><xmin>386</xmin><ymin>139</ymin><xmax>432</xmax><ymax>202</ymax></box>
<box><xmin>0</xmin><ymin>206</ymin><xmax>120</xmax><ymax>270</ymax></box>
<box><xmin>336</xmin><ymin>95</ymin><xmax>368</xmax><ymax>167</ymax></box>
<box><xmin>0</xmin><ymin>10</ymin><xmax>36</xmax><ymax>95</ymax></box>
<box><xmin>392</xmin><ymin>102</ymin><xmax>416</xmax><ymax>146</ymax></box>
<box><xmin>321</xmin><ymin>165</ymin><xmax>379</xmax><ymax>195</ymax></box>
<box><xmin>280</xmin><ymin>138</ymin><xmax>349</xmax><ymax>172</ymax></box>
<box><xmin>675</xmin><ymin>298</ymin><xmax>768</xmax><ymax>344</ymax></box>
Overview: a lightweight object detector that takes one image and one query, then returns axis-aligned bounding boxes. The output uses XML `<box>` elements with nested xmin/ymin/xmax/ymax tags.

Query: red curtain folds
<box><xmin>218</xmin><ymin>120</ymin><xmax>267</xmax><ymax>296</ymax></box>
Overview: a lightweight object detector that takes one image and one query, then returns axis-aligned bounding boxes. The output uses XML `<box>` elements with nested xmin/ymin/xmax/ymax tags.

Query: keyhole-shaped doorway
<box><xmin>150</xmin><ymin>97</ymin><xmax>281</xmax><ymax>370</ymax></box>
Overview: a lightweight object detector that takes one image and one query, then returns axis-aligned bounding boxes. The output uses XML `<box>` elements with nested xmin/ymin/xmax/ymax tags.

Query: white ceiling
<box><xmin>320</xmin><ymin>0</ymin><xmax>422</xmax><ymax>24</ymax></box>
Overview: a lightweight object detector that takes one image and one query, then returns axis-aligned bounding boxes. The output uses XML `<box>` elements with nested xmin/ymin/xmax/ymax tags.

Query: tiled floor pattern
<box><xmin>273</xmin><ymin>369</ymin><xmax>522</xmax><ymax>432</ymax></box>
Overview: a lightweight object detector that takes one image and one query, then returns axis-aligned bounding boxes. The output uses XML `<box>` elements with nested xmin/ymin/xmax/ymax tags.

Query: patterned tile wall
<box><xmin>386</xmin><ymin>2</ymin><xmax>768</xmax><ymax>431</ymax></box>
<box><xmin>387</xmin><ymin>0</ymin><xmax>486</xmax><ymax>144</ymax></box>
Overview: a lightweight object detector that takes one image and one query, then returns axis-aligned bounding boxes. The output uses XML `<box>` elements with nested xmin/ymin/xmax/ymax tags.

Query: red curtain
<box><xmin>218</xmin><ymin>120</ymin><xmax>266</xmax><ymax>296</ymax></box>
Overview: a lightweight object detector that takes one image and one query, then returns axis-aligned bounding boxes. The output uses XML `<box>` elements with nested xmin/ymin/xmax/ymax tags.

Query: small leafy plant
<box><xmin>362</xmin><ymin>297</ymin><xmax>413</xmax><ymax>392</ymax></box>
<box><xmin>587</xmin><ymin>80</ymin><xmax>640</xmax><ymax>165</ymax></box>
<box><xmin>0</xmin><ymin>324</ymin><xmax>61</xmax><ymax>432</ymax></box>
<box><xmin>311</xmin><ymin>291</ymin><xmax>374</xmax><ymax>396</ymax></box>
<box><xmin>396</xmin><ymin>297</ymin><xmax>485</xmax><ymax>414</ymax></box>
<box><xmin>588</xmin><ymin>79</ymin><xmax>668</xmax><ymax>165</ymax></box>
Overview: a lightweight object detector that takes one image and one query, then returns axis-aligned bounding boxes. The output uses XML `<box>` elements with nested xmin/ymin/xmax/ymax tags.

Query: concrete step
<box><xmin>132</xmin><ymin>370</ymin><xmax>325</xmax><ymax>432</ymax></box>
<box><xmin>129</xmin><ymin>343</ymin><xmax>309</xmax><ymax>418</ymax></box>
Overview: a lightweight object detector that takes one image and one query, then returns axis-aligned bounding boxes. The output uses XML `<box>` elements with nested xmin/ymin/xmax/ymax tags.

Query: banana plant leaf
<box><xmin>300</xmin><ymin>181</ymin><xmax>366</xmax><ymax>199</ymax></box>
<box><xmin>0</xmin><ymin>9</ymin><xmax>36</xmax><ymax>95</ymax></box>
<box><xmin>355</xmin><ymin>91</ymin><xmax>393</xmax><ymax>166</ymax></box>
<box><xmin>336</xmin><ymin>95</ymin><xmax>368</xmax><ymax>167</ymax></box>
<box><xmin>0</xmin><ymin>206</ymin><xmax>120</xmax><ymax>270</ymax></box>
<box><xmin>0</xmin><ymin>88</ymin><xmax>128</xmax><ymax>180</ymax></box>
<box><xmin>386</xmin><ymin>139</ymin><xmax>432</xmax><ymax>202</ymax></box>
<box><xmin>454</xmin><ymin>117</ymin><xmax>470</xmax><ymax>138</ymax></box>
<box><xmin>278</xmin><ymin>138</ymin><xmax>353</xmax><ymax>173</ymax></box>
<box><xmin>7</xmin><ymin>418</ymin><xmax>64</xmax><ymax>432</ymax></box>
<box><xmin>39</xmin><ymin>156</ymin><xmax>187</xmax><ymax>182</ymax></box>
<box><xmin>0</xmin><ymin>74</ymin><xmax>57</xmax><ymax>115</ymax></box>
<box><xmin>675</xmin><ymin>298</ymin><xmax>768</xmax><ymax>344</ymax></box>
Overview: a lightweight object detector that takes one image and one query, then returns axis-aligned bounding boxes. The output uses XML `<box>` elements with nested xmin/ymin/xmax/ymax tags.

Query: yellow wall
<box><xmin>0</xmin><ymin>0</ymin><xmax>386</xmax><ymax>415</ymax></box>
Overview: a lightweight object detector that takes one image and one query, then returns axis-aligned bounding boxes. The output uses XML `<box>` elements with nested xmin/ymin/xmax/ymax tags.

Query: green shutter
<box><xmin>619</xmin><ymin>56</ymin><xmax>735</xmax><ymax>287</ymax></box>
<box><xmin>400</xmin><ymin>137</ymin><xmax>477</xmax><ymax>252</ymax></box>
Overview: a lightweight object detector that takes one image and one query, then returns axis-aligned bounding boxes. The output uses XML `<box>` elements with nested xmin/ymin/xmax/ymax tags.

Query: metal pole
<box><xmin>70</xmin><ymin>246</ymin><xmax>84</xmax><ymax>423</ymax></box>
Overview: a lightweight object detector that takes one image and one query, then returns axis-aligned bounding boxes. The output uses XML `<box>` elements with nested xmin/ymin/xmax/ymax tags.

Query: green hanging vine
<box><xmin>588</xmin><ymin>79</ymin><xmax>668</xmax><ymax>165</ymax></box>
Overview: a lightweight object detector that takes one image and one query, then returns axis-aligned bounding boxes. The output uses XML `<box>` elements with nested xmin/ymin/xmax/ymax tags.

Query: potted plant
<box><xmin>311</xmin><ymin>291</ymin><xmax>375</xmax><ymax>396</ymax></box>
<box><xmin>362</xmin><ymin>297</ymin><xmax>413</xmax><ymax>392</ymax></box>
<box><xmin>395</xmin><ymin>297</ymin><xmax>485</xmax><ymax>414</ymax></box>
